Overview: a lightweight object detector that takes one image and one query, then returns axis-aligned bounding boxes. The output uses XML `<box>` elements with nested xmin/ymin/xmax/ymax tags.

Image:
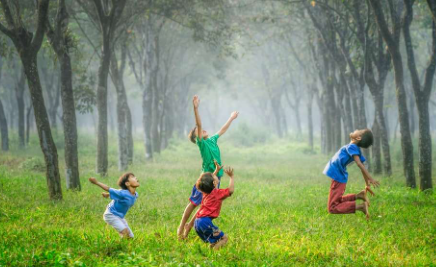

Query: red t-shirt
<box><xmin>196</xmin><ymin>188</ymin><xmax>231</xmax><ymax>218</ymax></box>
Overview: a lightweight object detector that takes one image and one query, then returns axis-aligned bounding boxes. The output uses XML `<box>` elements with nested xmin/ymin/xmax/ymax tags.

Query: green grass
<box><xmin>0</xmin><ymin>133</ymin><xmax>436</xmax><ymax>266</ymax></box>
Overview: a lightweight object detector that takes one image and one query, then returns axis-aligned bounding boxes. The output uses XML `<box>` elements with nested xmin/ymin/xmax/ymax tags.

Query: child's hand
<box><xmin>368</xmin><ymin>178</ymin><xmax>380</xmax><ymax>187</ymax></box>
<box><xmin>224</xmin><ymin>167</ymin><xmax>234</xmax><ymax>178</ymax></box>
<box><xmin>89</xmin><ymin>177</ymin><xmax>98</xmax><ymax>184</ymax></box>
<box><xmin>193</xmin><ymin>95</ymin><xmax>200</xmax><ymax>108</ymax></box>
<box><xmin>102</xmin><ymin>192</ymin><xmax>109</xmax><ymax>198</ymax></box>
<box><xmin>230</xmin><ymin>111</ymin><xmax>239</xmax><ymax>120</ymax></box>
<box><xmin>214</xmin><ymin>160</ymin><xmax>223</xmax><ymax>172</ymax></box>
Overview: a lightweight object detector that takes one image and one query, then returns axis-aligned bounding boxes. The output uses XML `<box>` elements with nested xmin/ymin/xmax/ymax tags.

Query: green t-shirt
<box><xmin>196</xmin><ymin>134</ymin><xmax>223</xmax><ymax>177</ymax></box>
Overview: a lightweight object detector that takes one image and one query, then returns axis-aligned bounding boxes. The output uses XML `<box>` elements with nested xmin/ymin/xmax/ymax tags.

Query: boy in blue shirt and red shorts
<box><xmin>323</xmin><ymin>129</ymin><xmax>380</xmax><ymax>219</ymax></box>
<box><xmin>195</xmin><ymin>164</ymin><xmax>234</xmax><ymax>250</ymax></box>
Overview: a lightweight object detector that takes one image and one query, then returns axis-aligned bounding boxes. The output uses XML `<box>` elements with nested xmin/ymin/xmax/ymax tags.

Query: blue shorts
<box><xmin>194</xmin><ymin>217</ymin><xmax>224</xmax><ymax>244</ymax></box>
<box><xmin>189</xmin><ymin>175</ymin><xmax>222</xmax><ymax>206</ymax></box>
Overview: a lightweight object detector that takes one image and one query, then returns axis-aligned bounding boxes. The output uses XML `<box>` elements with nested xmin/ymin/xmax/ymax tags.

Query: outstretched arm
<box><xmin>217</xmin><ymin>111</ymin><xmax>239</xmax><ymax>137</ymax></box>
<box><xmin>89</xmin><ymin>177</ymin><xmax>110</xmax><ymax>192</ymax></box>
<box><xmin>193</xmin><ymin>95</ymin><xmax>202</xmax><ymax>140</ymax></box>
<box><xmin>213</xmin><ymin>160</ymin><xmax>223</xmax><ymax>177</ymax></box>
<box><xmin>353</xmin><ymin>155</ymin><xmax>380</xmax><ymax>191</ymax></box>
<box><xmin>225</xmin><ymin>167</ymin><xmax>235</xmax><ymax>195</ymax></box>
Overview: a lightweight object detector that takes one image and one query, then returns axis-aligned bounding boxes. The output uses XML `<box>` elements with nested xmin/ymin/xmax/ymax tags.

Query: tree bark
<box><xmin>372</xmin><ymin>118</ymin><xmax>382</xmax><ymax>174</ymax></box>
<box><xmin>307</xmin><ymin>86</ymin><xmax>314</xmax><ymax>150</ymax></box>
<box><xmin>26</xmin><ymin>103</ymin><xmax>33</xmax><ymax>145</ymax></box>
<box><xmin>23</xmin><ymin>54</ymin><xmax>63</xmax><ymax>199</ymax></box>
<box><xmin>110</xmin><ymin>51</ymin><xmax>132</xmax><ymax>171</ymax></box>
<box><xmin>0</xmin><ymin>99</ymin><xmax>8</xmax><ymax>151</ymax></box>
<box><xmin>15</xmin><ymin>69</ymin><xmax>26</xmax><ymax>148</ymax></box>
<box><xmin>45</xmin><ymin>0</ymin><xmax>81</xmax><ymax>190</ymax></box>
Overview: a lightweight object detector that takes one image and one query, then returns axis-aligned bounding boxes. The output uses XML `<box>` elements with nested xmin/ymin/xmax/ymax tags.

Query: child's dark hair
<box><xmin>118</xmin><ymin>172</ymin><xmax>135</xmax><ymax>189</ymax></box>
<box><xmin>188</xmin><ymin>126</ymin><xmax>197</xmax><ymax>144</ymax></box>
<box><xmin>196</xmin><ymin>173</ymin><xmax>215</xmax><ymax>194</ymax></box>
<box><xmin>357</xmin><ymin>129</ymin><xmax>374</xmax><ymax>148</ymax></box>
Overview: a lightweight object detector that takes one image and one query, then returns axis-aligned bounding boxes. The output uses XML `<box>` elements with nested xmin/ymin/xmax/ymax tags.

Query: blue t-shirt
<box><xmin>107</xmin><ymin>188</ymin><xmax>138</xmax><ymax>218</ymax></box>
<box><xmin>323</xmin><ymin>143</ymin><xmax>366</xmax><ymax>183</ymax></box>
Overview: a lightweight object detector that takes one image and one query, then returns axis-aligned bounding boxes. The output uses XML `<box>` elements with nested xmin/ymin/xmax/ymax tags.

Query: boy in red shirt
<box><xmin>194</xmin><ymin>164</ymin><xmax>235</xmax><ymax>250</ymax></box>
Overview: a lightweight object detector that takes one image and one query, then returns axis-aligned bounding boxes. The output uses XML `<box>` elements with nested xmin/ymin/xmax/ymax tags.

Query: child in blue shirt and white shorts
<box><xmin>89</xmin><ymin>173</ymin><xmax>140</xmax><ymax>238</ymax></box>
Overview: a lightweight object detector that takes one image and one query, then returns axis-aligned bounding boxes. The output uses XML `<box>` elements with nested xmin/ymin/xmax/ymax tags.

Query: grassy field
<box><xmin>1</xmin><ymin>132</ymin><xmax>436</xmax><ymax>266</ymax></box>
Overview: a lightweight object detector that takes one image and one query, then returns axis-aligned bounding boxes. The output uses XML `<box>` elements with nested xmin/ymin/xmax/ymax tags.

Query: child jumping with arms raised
<box><xmin>89</xmin><ymin>173</ymin><xmax>139</xmax><ymax>238</ymax></box>
<box><xmin>323</xmin><ymin>129</ymin><xmax>380</xmax><ymax>219</ymax></box>
<box><xmin>177</xmin><ymin>95</ymin><xmax>238</xmax><ymax>239</ymax></box>
<box><xmin>195</xmin><ymin>163</ymin><xmax>235</xmax><ymax>250</ymax></box>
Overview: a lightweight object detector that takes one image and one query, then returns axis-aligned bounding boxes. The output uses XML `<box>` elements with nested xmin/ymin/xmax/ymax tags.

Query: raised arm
<box><xmin>213</xmin><ymin>159</ymin><xmax>223</xmax><ymax>177</ymax></box>
<box><xmin>217</xmin><ymin>111</ymin><xmax>239</xmax><ymax>137</ymax></box>
<box><xmin>89</xmin><ymin>177</ymin><xmax>110</xmax><ymax>192</ymax></box>
<box><xmin>193</xmin><ymin>95</ymin><xmax>202</xmax><ymax>140</ymax></box>
<box><xmin>353</xmin><ymin>155</ymin><xmax>380</xmax><ymax>189</ymax></box>
<box><xmin>225</xmin><ymin>167</ymin><xmax>235</xmax><ymax>195</ymax></box>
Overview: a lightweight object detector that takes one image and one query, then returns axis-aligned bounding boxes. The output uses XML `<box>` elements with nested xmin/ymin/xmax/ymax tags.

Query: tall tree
<box><xmin>402</xmin><ymin>0</ymin><xmax>436</xmax><ymax>190</ymax></box>
<box><xmin>0</xmin><ymin>0</ymin><xmax>62</xmax><ymax>199</ymax></box>
<box><xmin>368</xmin><ymin>0</ymin><xmax>416</xmax><ymax>187</ymax></box>
<box><xmin>46</xmin><ymin>0</ymin><xmax>81</xmax><ymax>190</ymax></box>
<box><xmin>77</xmin><ymin>0</ymin><xmax>128</xmax><ymax>175</ymax></box>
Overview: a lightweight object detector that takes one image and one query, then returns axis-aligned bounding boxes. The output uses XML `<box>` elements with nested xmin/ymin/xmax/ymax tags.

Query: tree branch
<box><xmin>31</xmin><ymin>0</ymin><xmax>50</xmax><ymax>53</ymax></box>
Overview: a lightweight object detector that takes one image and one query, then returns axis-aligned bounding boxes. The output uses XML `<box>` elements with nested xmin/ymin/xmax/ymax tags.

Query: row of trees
<box><xmin>0</xmin><ymin>0</ymin><xmax>234</xmax><ymax>200</ymax></box>
<box><xmin>1</xmin><ymin>0</ymin><xmax>435</xmax><ymax>200</ymax></box>
<box><xmin>251</xmin><ymin>0</ymin><xmax>435</xmax><ymax>191</ymax></box>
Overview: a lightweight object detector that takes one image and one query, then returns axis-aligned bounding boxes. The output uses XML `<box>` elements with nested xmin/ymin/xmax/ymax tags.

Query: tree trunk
<box><xmin>392</xmin><ymin>57</ymin><xmax>415</xmax><ymax>185</ymax></box>
<box><xmin>0</xmin><ymin>99</ymin><xmax>8</xmax><ymax>151</ymax></box>
<box><xmin>26</xmin><ymin>104</ymin><xmax>33</xmax><ymax>145</ymax></box>
<box><xmin>59</xmin><ymin>52</ymin><xmax>80</xmax><ymax>190</ymax></box>
<box><xmin>143</xmin><ymin>87</ymin><xmax>153</xmax><ymax>159</ymax></box>
<box><xmin>417</xmin><ymin>102</ymin><xmax>432</xmax><ymax>190</ymax></box>
<box><xmin>110</xmin><ymin>52</ymin><xmax>131</xmax><ymax>171</ymax></box>
<box><xmin>307</xmin><ymin>87</ymin><xmax>314</xmax><ymax>150</ymax></box>
<box><xmin>49</xmin><ymin>83</ymin><xmax>61</xmax><ymax>131</ymax></box>
<box><xmin>15</xmin><ymin>70</ymin><xmax>26</xmax><ymax>148</ymax></box>
<box><xmin>373</xmin><ymin>94</ymin><xmax>392</xmax><ymax>176</ymax></box>
<box><xmin>126</xmin><ymin>107</ymin><xmax>133</xmax><ymax>165</ymax></box>
<box><xmin>23</xmin><ymin>54</ymin><xmax>62</xmax><ymax>199</ymax></box>
<box><xmin>408</xmin><ymin>91</ymin><xmax>416</xmax><ymax>137</ymax></box>
<box><xmin>96</xmin><ymin>38</ymin><xmax>111</xmax><ymax>175</ymax></box>
<box><xmin>371</xmin><ymin>118</ymin><xmax>382</xmax><ymax>174</ymax></box>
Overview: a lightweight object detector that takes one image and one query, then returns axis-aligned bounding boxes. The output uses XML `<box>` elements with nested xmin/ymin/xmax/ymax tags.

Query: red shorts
<box><xmin>328</xmin><ymin>180</ymin><xmax>356</xmax><ymax>214</ymax></box>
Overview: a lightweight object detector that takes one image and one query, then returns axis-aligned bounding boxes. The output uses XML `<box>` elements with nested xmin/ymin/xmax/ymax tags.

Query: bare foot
<box><xmin>363</xmin><ymin>201</ymin><xmax>370</xmax><ymax>220</ymax></box>
<box><xmin>182</xmin><ymin>223</ymin><xmax>193</xmax><ymax>239</ymax></box>
<box><xmin>357</xmin><ymin>189</ymin><xmax>370</xmax><ymax>206</ymax></box>
<box><xmin>177</xmin><ymin>226</ymin><xmax>184</xmax><ymax>240</ymax></box>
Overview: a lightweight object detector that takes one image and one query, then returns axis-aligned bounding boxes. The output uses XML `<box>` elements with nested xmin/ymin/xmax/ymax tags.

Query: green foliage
<box><xmin>74</xmin><ymin>74</ymin><xmax>96</xmax><ymax>114</ymax></box>
<box><xmin>19</xmin><ymin>157</ymin><xmax>45</xmax><ymax>172</ymax></box>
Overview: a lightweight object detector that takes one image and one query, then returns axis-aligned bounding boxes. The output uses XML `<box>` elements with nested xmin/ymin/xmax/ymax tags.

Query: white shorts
<box><xmin>103</xmin><ymin>209</ymin><xmax>134</xmax><ymax>238</ymax></box>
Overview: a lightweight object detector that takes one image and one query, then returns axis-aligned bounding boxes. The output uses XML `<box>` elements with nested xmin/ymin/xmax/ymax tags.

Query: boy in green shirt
<box><xmin>177</xmin><ymin>95</ymin><xmax>239</xmax><ymax>239</ymax></box>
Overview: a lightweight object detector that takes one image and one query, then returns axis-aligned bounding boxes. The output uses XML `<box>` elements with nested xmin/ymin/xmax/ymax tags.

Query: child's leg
<box><xmin>356</xmin><ymin>201</ymin><xmax>369</xmax><ymax>219</ymax></box>
<box><xmin>178</xmin><ymin>184</ymin><xmax>203</xmax><ymax>238</ymax></box>
<box><xmin>104</xmin><ymin>210</ymin><xmax>133</xmax><ymax>238</ymax></box>
<box><xmin>183</xmin><ymin>209</ymin><xmax>199</xmax><ymax>238</ymax></box>
<box><xmin>328</xmin><ymin>180</ymin><xmax>356</xmax><ymax>214</ymax></box>
<box><xmin>120</xmin><ymin>218</ymin><xmax>134</xmax><ymax>238</ymax></box>
<box><xmin>177</xmin><ymin>202</ymin><xmax>197</xmax><ymax>237</ymax></box>
<box><xmin>211</xmin><ymin>234</ymin><xmax>228</xmax><ymax>250</ymax></box>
